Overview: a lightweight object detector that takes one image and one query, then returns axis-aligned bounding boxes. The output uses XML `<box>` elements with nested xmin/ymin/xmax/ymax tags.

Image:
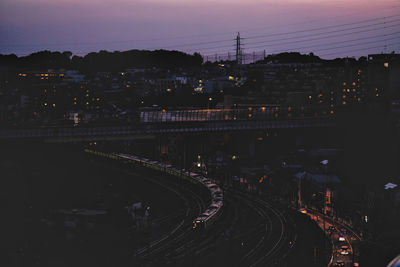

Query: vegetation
<box><xmin>0</xmin><ymin>50</ymin><xmax>203</xmax><ymax>72</ymax></box>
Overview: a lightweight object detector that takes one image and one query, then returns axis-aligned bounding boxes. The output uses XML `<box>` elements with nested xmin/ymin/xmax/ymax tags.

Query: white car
<box><xmin>340</xmin><ymin>245</ymin><xmax>349</xmax><ymax>255</ymax></box>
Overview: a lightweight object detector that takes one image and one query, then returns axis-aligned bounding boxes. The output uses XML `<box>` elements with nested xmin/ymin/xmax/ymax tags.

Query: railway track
<box><xmin>86</xmin><ymin>150</ymin><xmax>297</xmax><ymax>266</ymax></box>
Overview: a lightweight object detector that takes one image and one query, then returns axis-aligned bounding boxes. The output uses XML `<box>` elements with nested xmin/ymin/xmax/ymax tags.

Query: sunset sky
<box><xmin>0</xmin><ymin>0</ymin><xmax>399</xmax><ymax>59</ymax></box>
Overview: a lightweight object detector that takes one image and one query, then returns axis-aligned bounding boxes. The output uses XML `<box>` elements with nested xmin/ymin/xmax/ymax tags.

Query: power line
<box><xmin>202</xmin><ymin>35</ymin><xmax>400</xmax><ymax>60</ymax></box>
<box><xmin>242</xmin><ymin>21</ymin><xmax>400</xmax><ymax>49</ymax></box>
<box><xmin>250</xmin><ymin>36</ymin><xmax>400</xmax><ymax>56</ymax></box>
<box><xmin>176</xmin><ymin>19</ymin><xmax>400</xmax><ymax>53</ymax></box>
<box><xmin>292</xmin><ymin>36</ymin><xmax>400</xmax><ymax>53</ymax></box>
<box><xmin>191</xmin><ymin>23</ymin><xmax>400</xmax><ymax>54</ymax></box>
<box><xmin>2</xmin><ymin>14</ymin><xmax>399</xmax><ymax>54</ymax></box>
<box><xmin>318</xmin><ymin>42</ymin><xmax>400</xmax><ymax>57</ymax></box>
<box><xmin>244</xmin><ymin>27</ymin><xmax>400</xmax><ymax>49</ymax></box>
<box><xmin>244</xmin><ymin>14</ymin><xmax>400</xmax><ymax>40</ymax></box>
<box><xmin>237</xmin><ymin>5</ymin><xmax>400</xmax><ymax>34</ymax></box>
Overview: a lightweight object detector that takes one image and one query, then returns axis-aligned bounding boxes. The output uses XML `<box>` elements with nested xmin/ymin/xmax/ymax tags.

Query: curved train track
<box><xmin>85</xmin><ymin>149</ymin><xmax>297</xmax><ymax>266</ymax></box>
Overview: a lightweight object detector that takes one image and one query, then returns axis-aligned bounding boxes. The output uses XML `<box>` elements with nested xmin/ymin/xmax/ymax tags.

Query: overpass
<box><xmin>0</xmin><ymin>107</ymin><xmax>336</xmax><ymax>141</ymax></box>
<box><xmin>0</xmin><ymin>118</ymin><xmax>334</xmax><ymax>141</ymax></box>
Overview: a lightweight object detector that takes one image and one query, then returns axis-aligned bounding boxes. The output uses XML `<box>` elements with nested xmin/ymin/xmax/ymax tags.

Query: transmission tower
<box><xmin>236</xmin><ymin>32</ymin><xmax>243</xmax><ymax>65</ymax></box>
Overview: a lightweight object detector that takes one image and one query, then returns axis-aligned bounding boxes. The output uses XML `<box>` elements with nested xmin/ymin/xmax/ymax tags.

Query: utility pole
<box><xmin>236</xmin><ymin>32</ymin><xmax>243</xmax><ymax>65</ymax></box>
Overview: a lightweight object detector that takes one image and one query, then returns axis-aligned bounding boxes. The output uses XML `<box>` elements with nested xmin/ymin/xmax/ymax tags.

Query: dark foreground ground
<box><xmin>1</xmin><ymin>141</ymin><xmax>184</xmax><ymax>267</ymax></box>
<box><xmin>1</xmin><ymin>140</ymin><xmax>331</xmax><ymax>267</ymax></box>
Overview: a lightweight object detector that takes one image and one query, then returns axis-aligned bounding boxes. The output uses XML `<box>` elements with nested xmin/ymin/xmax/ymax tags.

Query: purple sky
<box><xmin>1</xmin><ymin>0</ymin><xmax>399</xmax><ymax>59</ymax></box>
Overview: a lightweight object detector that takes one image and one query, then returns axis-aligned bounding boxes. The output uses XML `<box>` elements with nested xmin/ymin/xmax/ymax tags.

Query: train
<box><xmin>84</xmin><ymin>149</ymin><xmax>224</xmax><ymax>230</ymax></box>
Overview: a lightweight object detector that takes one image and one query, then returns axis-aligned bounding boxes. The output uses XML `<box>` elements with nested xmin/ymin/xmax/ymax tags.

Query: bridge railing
<box><xmin>139</xmin><ymin>106</ymin><xmax>332</xmax><ymax>123</ymax></box>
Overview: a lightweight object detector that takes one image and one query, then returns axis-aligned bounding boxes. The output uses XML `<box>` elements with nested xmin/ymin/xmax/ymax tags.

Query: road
<box><xmin>303</xmin><ymin>209</ymin><xmax>361</xmax><ymax>267</ymax></box>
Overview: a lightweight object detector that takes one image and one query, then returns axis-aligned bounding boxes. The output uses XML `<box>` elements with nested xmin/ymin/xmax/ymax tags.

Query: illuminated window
<box><xmin>342</xmin><ymin>95</ymin><xmax>346</xmax><ymax>99</ymax></box>
<box><xmin>52</xmin><ymin>103</ymin><xmax>56</xmax><ymax>107</ymax></box>
<box><xmin>384</xmin><ymin>62</ymin><xmax>389</xmax><ymax>68</ymax></box>
<box><xmin>342</xmin><ymin>101</ymin><xmax>347</xmax><ymax>105</ymax></box>
<box><xmin>352</xmin><ymin>82</ymin><xmax>356</xmax><ymax>86</ymax></box>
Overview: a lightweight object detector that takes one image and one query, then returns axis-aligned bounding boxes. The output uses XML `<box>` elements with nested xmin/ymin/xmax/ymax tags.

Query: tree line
<box><xmin>0</xmin><ymin>50</ymin><xmax>203</xmax><ymax>72</ymax></box>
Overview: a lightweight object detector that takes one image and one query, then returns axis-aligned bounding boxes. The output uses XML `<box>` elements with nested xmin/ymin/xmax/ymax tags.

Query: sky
<box><xmin>0</xmin><ymin>0</ymin><xmax>399</xmax><ymax>59</ymax></box>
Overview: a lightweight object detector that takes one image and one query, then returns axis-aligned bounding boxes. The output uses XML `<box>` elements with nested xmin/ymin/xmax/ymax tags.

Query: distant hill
<box><xmin>254</xmin><ymin>52</ymin><xmax>365</xmax><ymax>65</ymax></box>
<box><xmin>258</xmin><ymin>52</ymin><xmax>323</xmax><ymax>64</ymax></box>
<box><xmin>0</xmin><ymin>49</ymin><xmax>203</xmax><ymax>72</ymax></box>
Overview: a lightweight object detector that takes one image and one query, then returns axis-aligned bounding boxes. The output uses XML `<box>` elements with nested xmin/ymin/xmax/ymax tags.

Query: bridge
<box><xmin>0</xmin><ymin>107</ymin><xmax>336</xmax><ymax>141</ymax></box>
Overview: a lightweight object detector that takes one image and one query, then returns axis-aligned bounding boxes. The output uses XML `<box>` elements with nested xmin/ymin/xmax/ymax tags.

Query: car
<box><xmin>340</xmin><ymin>245</ymin><xmax>350</xmax><ymax>255</ymax></box>
<box><xmin>335</xmin><ymin>261</ymin><xmax>345</xmax><ymax>267</ymax></box>
<box><xmin>338</xmin><ymin>235</ymin><xmax>346</xmax><ymax>242</ymax></box>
